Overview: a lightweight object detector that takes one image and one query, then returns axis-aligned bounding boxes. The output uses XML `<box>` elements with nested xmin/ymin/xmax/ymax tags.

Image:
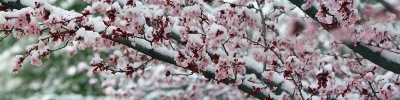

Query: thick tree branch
<box><xmin>111</xmin><ymin>37</ymin><xmax>269</xmax><ymax>99</ymax></box>
<box><xmin>1</xmin><ymin>0</ymin><xmax>26</xmax><ymax>10</ymax></box>
<box><xmin>376</xmin><ymin>0</ymin><xmax>399</xmax><ymax>15</ymax></box>
<box><xmin>288</xmin><ymin>0</ymin><xmax>400</xmax><ymax>74</ymax></box>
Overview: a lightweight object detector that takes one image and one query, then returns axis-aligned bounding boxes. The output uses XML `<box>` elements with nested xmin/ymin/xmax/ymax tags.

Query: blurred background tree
<box><xmin>0</xmin><ymin>0</ymin><xmax>105</xmax><ymax>99</ymax></box>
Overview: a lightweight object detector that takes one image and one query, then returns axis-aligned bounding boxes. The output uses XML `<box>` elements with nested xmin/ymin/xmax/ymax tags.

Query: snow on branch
<box><xmin>0</xmin><ymin>0</ymin><xmax>272</xmax><ymax>99</ymax></box>
<box><xmin>3</xmin><ymin>0</ymin><xmax>400</xmax><ymax>99</ymax></box>
<box><xmin>288</xmin><ymin>0</ymin><xmax>400</xmax><ymax>74</ymax></box>
<box><xmin>111</xmin><ymin>33</ymin><xmax>270</xmax><ymax>99</ymax></box>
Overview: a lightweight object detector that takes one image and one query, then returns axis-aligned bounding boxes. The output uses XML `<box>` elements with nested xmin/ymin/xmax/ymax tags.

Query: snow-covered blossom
<box><xmin>11</xmin><ymin>55</ymin><xmax>24</xmax><ymax>72</ymax></box>
<box><xmin>301</xmin><ymin>0</ymin><xmax>314</xmax><ymax>10</ymax></box>
<box><xmin>3</xmin><ymin>0</ymin><xmax>400</xmax><ymax>99</ymax></box>
<box><xmin>30</xmin><ymin>51</ymin><xmax>42</xmax><ymax>66</ymax></box>
<box><xmin>74</xmin><ymin>28</ymin><xmax>101</xmax><ymax>50</ymax></box>
<box><xmin>90</xmin><ymin>56</ymin><xmax>104</xmax><ymax>66</ymax></box>
<box><xmin>0</xmin><ymin>14</ymin><xmax>6</xmax><ymax>25</ymax></box>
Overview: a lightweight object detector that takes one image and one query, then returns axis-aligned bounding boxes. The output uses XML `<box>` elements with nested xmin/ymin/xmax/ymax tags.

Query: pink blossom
<box><xmin>11</xmin><ymin>55</ymin><xmax>24</xmax><ymax>72</ymax></box>
<box><xmin>3</xmin><ymin>0</ymin><xmax>400</xmax><ymax>99</ymax></box>
<box><xmin>301</xmin><ymin>0</ymin><xmax>314</xmax><ymax>10</ymax></box>
<box><xmin>30</xmin><ymin>51</ymin><xmax>42</xmax><ymax>66</ymax></box>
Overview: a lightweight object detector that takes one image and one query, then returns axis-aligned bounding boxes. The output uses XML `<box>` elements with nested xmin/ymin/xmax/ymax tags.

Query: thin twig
<box><xmin>171</xmin><ymin>73</ymin><xmax>193</xmax><ymax>76</ymax></box>
<box><xmin>368</xmin><ymin>81</ymin><xmax>379</xmax><ymax>100</ymax></box>
<box><xmin>48</xmin><ymin>41</ymin><xmax>70</xmax><ymax>52</ymax></box>
<box><xmin>0</xmin><ymin>27</ymin><xmax>14</xmax><ymax>41</ymax></box>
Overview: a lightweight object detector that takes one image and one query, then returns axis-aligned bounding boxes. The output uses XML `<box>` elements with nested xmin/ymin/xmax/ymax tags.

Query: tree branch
<box><xmin>0</xmin><ymin>1</ymin><xmax>272</xmax><ymax>99</ymax></box>
<box><xmin>110</xmin><ymin>37</ymin><xmax>269</xmax><ymax>99</ymax></box>
<box><xmin>1</xmin><ymin>0</ymin><xmax>26</xmax><ymax>10</ymax></box>
<box><xmin>288</xmin><ymin>0</ymin><xmax>400</xmax><ymax>74</ymax></box>
<box><xmin>376</xmin><ymin>0</ymin><xmax>399</xmax><ymax>15</ymax></box>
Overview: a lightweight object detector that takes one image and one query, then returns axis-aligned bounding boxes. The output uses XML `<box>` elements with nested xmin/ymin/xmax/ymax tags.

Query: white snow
<box><xmin>90</xmin><ymin>56</ymin><xmax>103</xmax><ymax>64</ymax></box>
<box><xmin>323</xmin><ymin>64</ymin><xmax>333</xmax><ymax>73</ymax></box>
<box><xmin>42</xmin><ymin>2</ymin><xmax>81</xmax><ymax>20</ymax></box>
<box><xmin>243</xmin><ymin>56</ymin><xmax>264</xmax><ymax>73</ymax></box>
<box><xmin>365</xmin><ymin>72</ymin><xmax>374</xmax><ymax>81</ymax></box>
<box><xmin>75</xmin><ymin>28</ymin><xmax>101</xmax><ymax>45</ymax></box>
<box><xmin>375</xmin><ymin>72</ymin><xmax>395</xmax><ymax>82</ymax></box>
<box><xmin>271</xmin><ymin>72</ymin><xmax>285</xmax><ymax>84</ymax></box>
<box><xmin>85</xmin><ymin>17</ymin><xmax>106</xmax><ymax>32</ymax></box>
<box><xmin>182</xmin><ymin>4</ymin><xmax>201</xmax><ymax>16</ymax></box>
<box><xmin>365</xmin><ymin>43</ymin><xmax>400</xmax><ymax>66</ymax></box>
<box><xmin>144</xmin><ymin>90</ymin><xmax>185</xmax><ymax>99</ymax></box>
<box><xmin>134</xmin><ymin>38</ymin><xmax>152</xmax><ymax>49</ymax></box>
<box><xmin>319</xmin><ymin>55</ymin><xmax>334</xmax><ymax>62</ymax></box>
<box><xmin>243</xmin><ymin>56</ymin><xmax>296</xmax><ymax>95</ymax></box>
<box><xmin>208</xmin><ymin>23</ymin><xmax>227</xmax><ymax>37</ymax></box>
<box><xmin>155</xmin><ymin>46</ymin><xmax>178</xmax><ymax>59</ymax></box>
<box><xmin>30</xmin><ymin>50</ymin><xmax>39</xmax><ymax>58</ymax></box>
<box><xmin>0</xmin><ymin>7</ymin><xmax>34</xmax><ymax>18</ymax></box>
<box><xmin>144</xmin><ymin>25</ymin><xmax>154</xmax><ymax>40</ymax></box>
<box><xmin>0</xmin><ymin>14</ymin><xmax>6</xmax><ymax>25</ymax></box>
<box><xmin>280</xmin><ymin>80</ymin><xmax>295</xmax><ymax>94</ymax></box>
<box><xmin>223</xmin><ymin>0</ymin><xmax>237</xmax><ymax>3</ymax></box>
<box><xmin>171</xmin><ymin>24</ymin><xmax>186</xmax><ymax>38</ymax></box>
<box><xmin>106</xmin><ymin>26</ymin><xmax>117</xmax><ymax>35</ymax></box>
<box><xmin>380</xmin><ymin>49</ymin><xmax>400</xmax><ymax>64</ymax></box>
<box><xmin>66</xmin><ymin>21</ymin><xmax>77</xmax><ymax>30</ymax></box>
